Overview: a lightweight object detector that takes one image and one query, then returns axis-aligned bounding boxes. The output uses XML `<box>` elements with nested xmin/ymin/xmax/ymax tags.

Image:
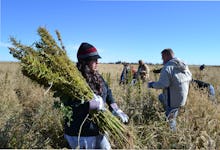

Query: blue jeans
<box><xmin>209</xmin><ymin>84</ymin><xmax>215</xmax><ymax>96</ymax></box>
<box><xmin>64</xmin><ymin>134</ymin><xmax>111</xmax><ymax>149</ymax></box>
<box><xmin>159</xmin><ymin>94</ymin><xmax>179</xmax><ymax>131</ymax></box>
<box><xmin>165</xmin><ymin>107</ymin><xmax>179</xmax><ymax>131</ymax></box>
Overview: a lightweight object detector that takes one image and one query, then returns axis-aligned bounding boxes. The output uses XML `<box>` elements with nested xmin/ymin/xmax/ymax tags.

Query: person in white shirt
<box><xmin>148</xmin><ymin>48</ymin><xmax>192</xmax><ymax>131</ymax></box>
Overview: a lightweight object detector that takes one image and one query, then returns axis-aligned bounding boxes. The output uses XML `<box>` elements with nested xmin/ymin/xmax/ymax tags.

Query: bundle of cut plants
<box><xmin>8</xmin><ymin>27</ymin><xmax>134</xmax><ymax>148</ymax></box>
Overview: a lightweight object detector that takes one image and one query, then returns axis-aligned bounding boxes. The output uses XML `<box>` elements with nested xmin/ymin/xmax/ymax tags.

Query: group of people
<box><xmin>56</xmin><ymin>42</ymin><xmax>214</xmax><ymax>149</ymax></box>
<box><xmin>119</xmin><ymin>60</ymin><xmax>150</xmax><ymax>85</ymax></box>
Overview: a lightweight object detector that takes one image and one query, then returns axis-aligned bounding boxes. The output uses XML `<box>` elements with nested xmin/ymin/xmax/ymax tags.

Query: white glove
<box><xmin>92</xmin><ymin>94</ymin><xmax>105</xmax><ymax>111</ymax></box>
<box><xmin>113</xmin><ymin>109</ymin><xmax>129</xmax><ymax>123</ymax></box>
<box><xmin>130</xmin><ymin>79</ymin><xmax>136</xmax><ymax>86</ymax></box>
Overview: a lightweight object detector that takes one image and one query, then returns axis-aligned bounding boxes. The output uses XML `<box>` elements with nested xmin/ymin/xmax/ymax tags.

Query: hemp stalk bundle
<box><xmin>9</xmin><ymin>27</ymin><xmax>133</xmax><ymax>148</ymax></box>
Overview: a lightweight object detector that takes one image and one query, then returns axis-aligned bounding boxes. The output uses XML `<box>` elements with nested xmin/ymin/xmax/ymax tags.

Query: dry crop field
<box><xmin>0</xmin><ymin>62</ymin><xmax>220</xmax><ymax>149</ymax></box>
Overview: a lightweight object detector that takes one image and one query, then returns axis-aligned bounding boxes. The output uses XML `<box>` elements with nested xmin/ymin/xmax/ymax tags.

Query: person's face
<box><xmin>88</xmin><ymin>59</ymin><xmax>98</xmax><ymax>72</ymax></box>
<box><xmin>162</xmin><ymin>53</ymin><xmax>169</xmax><ymax>64</ymax></box>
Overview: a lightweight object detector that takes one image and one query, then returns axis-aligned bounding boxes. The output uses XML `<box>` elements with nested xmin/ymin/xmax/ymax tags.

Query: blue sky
<box><xmin>1</xmin><ymin>0</ymin><xmax>220</xmax><ymax>65</ymax></box>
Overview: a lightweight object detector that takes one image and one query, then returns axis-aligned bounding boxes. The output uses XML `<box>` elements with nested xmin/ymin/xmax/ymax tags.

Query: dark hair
<box><xmin>200</xmin><ymin>64</ymin><xmax>205</xmax><ymax>71</ymax></box>
<box><xmin>77</xmin><ymin>61</ymin><xmax>103</xmax><ymax>96</ymax></box>
<box><xmin>138</xmin><ymin>60</ymin><xmax>144</xmax><ymax>65</ymax></box>
<box><xmin>161</xmin><ymin>48</ymin><xmax>174</xmax><ymax>57</ymax></box>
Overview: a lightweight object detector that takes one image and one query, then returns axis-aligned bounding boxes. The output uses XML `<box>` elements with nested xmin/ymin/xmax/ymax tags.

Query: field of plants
<box><xmin>0</xmin><ymin>61</ymin><xmax>220</xmax><ymax>149</ymax></box>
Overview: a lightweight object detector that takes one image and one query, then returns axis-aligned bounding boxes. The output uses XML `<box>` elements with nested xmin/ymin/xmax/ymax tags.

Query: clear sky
<box><xmin>1</xmin><ymin>0</ymin><xmax>220</xmax><ymax>65</ymax></box>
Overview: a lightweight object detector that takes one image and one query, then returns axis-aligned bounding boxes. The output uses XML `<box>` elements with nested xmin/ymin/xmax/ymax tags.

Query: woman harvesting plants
<box><xmin>9</xmin><ymin>27</ymin><xmax>133</xmax><ymax>149</ymax></box>
<box><xmin>61</xmin><ymin>42</ymin><xmax>129</xmax><ymax>149</ymax></box>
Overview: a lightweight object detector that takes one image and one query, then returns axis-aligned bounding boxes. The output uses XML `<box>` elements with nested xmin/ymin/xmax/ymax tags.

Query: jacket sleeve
<box><xmin>100</xmin><ymin>78</ymin><xmax>116</xmax><ymax>109</ymax></box>
<box><xmin>105</xmin><ymin>82</ymin><xmax>116</xmax><ymax>105</ymax></box>
<box><xmin>106</xmin><ymin>85</ymin><xmax>119</xmax><ymax>112</ymax></box>
<box><xmin>152</xmin><ymin>67</ymin><xmax>170</xmax><ymax>89</ymax></box>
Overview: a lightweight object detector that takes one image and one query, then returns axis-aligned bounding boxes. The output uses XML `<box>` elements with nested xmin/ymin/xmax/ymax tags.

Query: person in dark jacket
<box><xmin>59</xmin><ymin>42</ymin><xmax>128</xmax><ymax>149</ymax></box>
<box><xmin>119</xmin><ymin>62</ymin><xmax>130</xmax><ymax>85</ymax></box>
<box><xmin>191</xmin><ymin>79</ymin><xmax>215</xmax><ymax>100</ymax></box>
<box><xmin>199</xmin><ymin>64</ymin><xmax>205</xmax><ymax>71</ymax></box>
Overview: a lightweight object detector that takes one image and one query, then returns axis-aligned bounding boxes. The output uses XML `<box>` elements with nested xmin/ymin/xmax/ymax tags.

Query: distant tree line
<box><xmin>106</xmin><ymin>61</ymin><xmax>161</xmax><ymax>65</ymax></box>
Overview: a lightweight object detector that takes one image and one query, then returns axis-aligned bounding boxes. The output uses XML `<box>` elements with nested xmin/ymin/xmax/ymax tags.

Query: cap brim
<box><xmin>86</xmin><ymin>55</ymin><xmax>101</xmax><ymax>61</ymax></box>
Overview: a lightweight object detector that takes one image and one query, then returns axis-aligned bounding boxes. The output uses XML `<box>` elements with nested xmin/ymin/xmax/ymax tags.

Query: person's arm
<box><xmin>153</xmin><ymin>68</ymin><xmax>162</xmax><ymax>73</ymax></box>
<box><xmin>103</xmin><ymin>79</ymin><xmax>129</xmax><ymax>123</ymax></box>
<box><xmin>104</xmin><ymin>81</ymin><xmax>116</xmax><ymax>106</ymax></box>
<box><xmin>146</xmin><ymin>65</ymin><xmax>150</xmax><ymax>74</ymax></box>
<box><xmin>54</xmin><ymin>90</ymin><xmax>103</xmax><ymax>113</ymax></box>
<box><xmin>89</xmin><ymin>94</ymin><xmax>105</xmax><ymax>111</ymax></box>
<box><xmin>148</xmin><ymin>67</ymin><xmax>170</xmax><ymax>89</ymax></box>
<box><xmin>143</xmin><ymin>64</ymin><xmax>147</xmax><ymax>71</ymax></box>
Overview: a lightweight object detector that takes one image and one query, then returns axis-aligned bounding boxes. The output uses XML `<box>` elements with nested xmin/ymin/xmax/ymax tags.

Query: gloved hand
<box><xmin>113</xmin><ymin>109</ymin><xmax>129</xmax><ymax>123</ymax></box>
<box><xmin>89</xmin><ymin>94</ymin><xmax>105</xmax><ymax>111</ymax></box>
<box><xmin>130</xmin><ymin>79</ymin><xmax>137</xmax><ymax>86</ymax></box>
<box><xmin>153</xmin><ymin>68</ymin><xmax>162</xmax><ymax>74</ymax></box>
<box><xmin>148</xmin><ymin>81</ymin><xmax>155</xmax><ymax>88</ymax></box>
